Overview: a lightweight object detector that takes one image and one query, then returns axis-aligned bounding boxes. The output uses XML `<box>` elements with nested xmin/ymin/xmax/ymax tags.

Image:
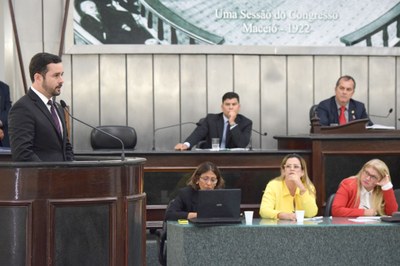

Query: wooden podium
<box><xmin>276</xmin><ymin>119</ymin><xmax>400</xmax><ymax>213</ymax></box>
<box><xmin>0</xmin><ymin>158</ymin><xmax>146</xmax><ymax>266</ymax></box>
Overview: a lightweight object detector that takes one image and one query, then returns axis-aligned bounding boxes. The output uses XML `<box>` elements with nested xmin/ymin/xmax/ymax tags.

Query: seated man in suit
<box><xmin>174</xmin><ymin>92</ymin><xmax>253</xmax><ymax>150</ymax></box>
<box><xmin>316</xmin><ymin>75</ymin><xmax>372</xmax><ymax>126</ymax></box>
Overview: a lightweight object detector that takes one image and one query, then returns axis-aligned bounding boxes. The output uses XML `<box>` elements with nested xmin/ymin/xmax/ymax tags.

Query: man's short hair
<box><xmin>222</xmin><ymin>92</ymin><xmax>240</xmax><ymax>102</ymax></box>
<box><xmin>29</xmin><ymin>52</ymin><xmax>62</xmax><ymax>82</ymax></box>
<box><xmin>335</xmin><ymin>75</ymin><xmax>356</xmax><ymax>90</ymax></box>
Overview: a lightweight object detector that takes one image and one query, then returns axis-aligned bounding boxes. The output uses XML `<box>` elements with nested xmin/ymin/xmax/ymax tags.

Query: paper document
<box><xmin>348</xmin><ymin>216</ymin><xmax>381</xmax><ymax>223</ymax></box>
<box><xmin>366</xmin><ymin>124</ymin><xmax>395</xmax><ymax>130</ymax></box>
<box><xmin>304</xmin><ymin>216</ymin><xmax>323</xmax><ymax>221</ymax></box>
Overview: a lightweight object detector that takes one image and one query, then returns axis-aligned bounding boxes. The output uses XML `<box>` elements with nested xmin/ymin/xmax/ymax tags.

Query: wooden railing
<box><xmin>138</xmin><ymin>0</ymin><xmax>224</xmax><ymax>44</ymax></box>
<box><xmin>340</xmin><ymin>3</ymin><xmax>400</xmax><ymax>46</ymax></box>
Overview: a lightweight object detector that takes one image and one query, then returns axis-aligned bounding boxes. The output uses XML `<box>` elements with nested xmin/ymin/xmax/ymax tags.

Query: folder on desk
<box><xmin>189</xmin><ymin>189</ymin><xmax>242</xmax><ymax>225</ymax></box>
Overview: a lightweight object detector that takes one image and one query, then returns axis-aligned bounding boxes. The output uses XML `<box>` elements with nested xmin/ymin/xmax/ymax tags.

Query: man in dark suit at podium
<box><xmin>8</xmin><ymin>52</ymin><xmax>74</xmax><ymax>162</ymax></box>
<box><xmin>316</xmin><ymin>75</ymin><xmax>372</xmax><ymax>126</ymax></box>
<box><xmin>174</xmin><ymin>92</ymin><xmax>253</xmax><ymax>150</ymax></box>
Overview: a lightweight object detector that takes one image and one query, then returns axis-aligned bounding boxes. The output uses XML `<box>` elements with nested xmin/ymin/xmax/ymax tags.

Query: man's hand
<box><xmin>174</xmin><ymin>143</ymin><xmax>189</xmax><ymax>151</ymax></box>
<box><xmin>0</xmin><ymin>129</ymin><xmax>4</xmax><ymax>140</ymax></box>
<box><xmin>227</xmin><ymin>110</ymin><xmax>238</xmax><ymax>125</ymax></box>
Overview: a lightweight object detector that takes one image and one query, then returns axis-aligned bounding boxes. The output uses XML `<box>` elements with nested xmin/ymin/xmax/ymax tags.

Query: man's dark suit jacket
<box><xmin>0</xmin><ymin>81</ymin><xmax>12</xmax><ymax>147</ymax></box>
<box><xmin>8</xmin><ymin>89</ymin><xmax>74</xmax><ymax>162</ymax></box>
<box><xmin>316</xmin><ymin>96</ymin><xmax>372</xmax><ymax>126</ymax></box>
<box><xmin>165</xmin><ymin>186</ymin><xmax>199</xmax><ymax>221</ymax></box>
<box><xmin>184</xmin><ymin>113</ymin><xmax>252</xmax><ymax>149</ymax></box>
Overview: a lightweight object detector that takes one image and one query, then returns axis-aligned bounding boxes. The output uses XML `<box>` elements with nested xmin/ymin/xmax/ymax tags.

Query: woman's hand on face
<box><xmin>287</xmin><ymin>173</ymin><xmax>306</xmax><ymax>193</ymax></box>
<box><xmin>286</xmin><ymin>172</ymin><xmax>301</xmax><ymax>184</ymax></box>
<box><xmin>377</xmin><ymin>175</ymin><xmax>390</xmax><ymax>187</ymax></box>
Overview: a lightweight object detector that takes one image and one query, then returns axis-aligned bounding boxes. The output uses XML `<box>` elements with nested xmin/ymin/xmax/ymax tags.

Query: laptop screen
<box><xmin>197</xmin><ymin>189</ymin><xmax>241</xmax><ymax>219</ymax></box>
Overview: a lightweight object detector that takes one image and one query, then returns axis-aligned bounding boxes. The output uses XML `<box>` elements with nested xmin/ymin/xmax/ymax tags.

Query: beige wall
<box><xmin>2</xmin><ymin>0</ymin><xmax>399</xmax><ymax>151</ymax></box>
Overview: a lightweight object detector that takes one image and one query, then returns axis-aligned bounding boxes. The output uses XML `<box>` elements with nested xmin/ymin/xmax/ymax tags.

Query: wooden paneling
<box><xmin>180</xmin><ymin>55</ymin><xmax>207</xmax><ymax>142</ymax></box>
<box><xmin>287</xmin><ymin>56</ymin><xmax>314</xmax><ymax>134</ymax></box>
<box><xmin>260</xmin><ymin>56</ymin><xmax>287</xmax><ymax>149</ymax></box>
<box><xmin>154</xmin><ymin>55</ymin><xmax>180</xmax><ymax>150</ymax></box>
<box><xmin>342</xmin><ymin>56</ymin><xmax>369</xmax><ymax>104</ymax></box>
<box><xmin>100</xmin><ymin>55</ymin><xmax>127</xmax><ymax>125</ymax></box>
<box><xmin>234</xmin><ymin>55</ymin><xmax>261</xmax><ymax>147</ymax></box>
<box><xmin>127</xmin><ymin>55</ymin><xmax>154</xmax><ymax>151</ymax></box>
<box><xmin>43</xmin><ymin>0</ymin><xmax>63</xmax><ymax>52</ymax></box>
<box><xmin>207</xmin><ymin>55</ymin><xmax>233</xmax><ymax>113</ymax></box>
<box><xmin>369</xmin><ymin>56</ymin><xmax>396</xmax><ymax>125</ymax></box>
<box><xmin>314</xmin><ymin>56</ymin><xmax>341</xmax><ymax>103</ymax></box>
<box><xmin>72</xmin><ymin>55</ymin><xmax>100</xmax><ymax>150</ymax></box>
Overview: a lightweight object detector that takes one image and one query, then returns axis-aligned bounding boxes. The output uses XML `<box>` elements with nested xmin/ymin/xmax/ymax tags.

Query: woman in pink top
<box><xmin>332</xmin><ymin>159</ymin><xmax>398</xmax><ymax>217</ymax></box>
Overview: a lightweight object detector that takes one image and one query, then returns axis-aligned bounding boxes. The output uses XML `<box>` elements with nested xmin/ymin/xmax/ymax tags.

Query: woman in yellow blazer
<box><xmin>260</xmin><ymin>154</ymin><xmax>318</xmax><ymax>220</ymax></box>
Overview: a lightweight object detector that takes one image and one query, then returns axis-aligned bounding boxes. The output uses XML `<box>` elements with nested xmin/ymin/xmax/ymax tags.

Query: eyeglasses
<box><xmin>284</xmin><ymin>164</ymin><xmax>301</xmax><ymax>170</ymax></box>
<box><xmin>199</xmin><ymin>176</ymin><xmax>218</xmax><ymax>184</ymax></box>
<box><xmin>363</xmin><ymin>169</ymin><xmax>379</xmax><ymax>181</ymax></box>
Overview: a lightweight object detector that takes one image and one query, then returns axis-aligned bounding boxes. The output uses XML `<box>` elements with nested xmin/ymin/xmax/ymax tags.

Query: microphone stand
<box><xmin>249</xmin><ymin>129</ymin><xmax>268</xmax><ymax>150</ymax></box>
<box><xmin>369</xmin><ymin>108</ymin><xmax>393</xmax><ymax>118</ymax></box>
<box><xmin>60</xmin><ymin>100</ymin><xmax>126</xmax><ymax>161</ymax></box>
<box><xmin>152</xmin><ymin>122</ymin><xmax>198</xmax><ymax>150</ymax></box>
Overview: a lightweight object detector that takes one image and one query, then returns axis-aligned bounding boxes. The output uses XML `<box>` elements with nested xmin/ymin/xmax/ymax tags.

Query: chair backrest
<box><xmin>309</xmin><ymin>104</ymin><xmax>319</xmax><ymax>122</ymax></box>
<box><xmin>158</xmin><ymin>199</ymin><xmax>175</xmax><ymax>266</ymax></box>
<box><xmin>194</xmin><ymin>117</ymin><xmax>207</xmax><ymax>149</ymax></box>
<box><xmin>90</xmin><ymin>125</ymin><xmax>137</xmax><ymax>149</ymax></box>
<box><xmin>394</xmin><ymin>189</ymin><xmax>400</xmax><ymax>211</ymax></box>
<box><xmin>324</xmin><ymin>193</ymin><xmax>336</xmax><ymax>217</ymax></box>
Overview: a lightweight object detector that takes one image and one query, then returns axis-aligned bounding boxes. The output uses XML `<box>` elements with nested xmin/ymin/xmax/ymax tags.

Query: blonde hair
<box><xmin>354</xmin><ymin>159</ymin><xmax>390</xmax><ymax>215</ymax></box>
<box><xmin>275</xmin><ymin>154</ymin><xmax>316</xmax><ymax>196</ymax></box>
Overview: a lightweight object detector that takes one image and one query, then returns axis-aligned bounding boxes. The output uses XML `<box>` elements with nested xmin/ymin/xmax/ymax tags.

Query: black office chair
<box><xmin>324</xmin><ymin>193</ymin><xmax>336</xmax><ymax>217</ymax></box>
<box><xmin>394</xmin><ymin>189</ymin><xmax>400</xmax><ymax>211</ymax></box>
<box><xmin>90</xmin><ymin>125</ymin><xmax>137</xmax><ymax>149</ymax></box>
<box><xmin>193</xmin><ymin>117</ymin><xmax>207</xmax><ymax>149</ymax></box>
<box><xmin>156</xmin><ymin>199</ymin><xmax>175</xmax><ymax>266</ymax></box>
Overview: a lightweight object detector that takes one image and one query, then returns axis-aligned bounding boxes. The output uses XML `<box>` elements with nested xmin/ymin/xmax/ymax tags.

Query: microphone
<box><xmin>249</xmin><ymin>129</ymin><xmax>268</xmax><ymax>150</ymax></box>
<box><xmin>60</xmin><ymin>100</ymin><xmax>126</xmax><ymax>161</ymax></box>
<box><xmin>369</xmin><ymin>108</ymin><xmax>393</xmax><ymax>118</ymax></box>
<box><xmin>252</xmin><ymin>129</ymin><xmax>268</xmax><ymax>136</ymax></box>
<box><xmin>153</xmin><ymin>121</ymin><xmax>199</xmax><ymax>150</ymax></box>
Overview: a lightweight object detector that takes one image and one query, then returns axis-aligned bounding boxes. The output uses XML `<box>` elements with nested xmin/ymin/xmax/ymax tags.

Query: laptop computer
<box><xmin>189</xmin><ymin>189</ymin><xmax>242</xmax><ymax>225</ymax></box>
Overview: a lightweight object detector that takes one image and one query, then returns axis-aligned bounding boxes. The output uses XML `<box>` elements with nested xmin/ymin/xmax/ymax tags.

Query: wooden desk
<box><xmin>168</xmin><ymin>218</ymin><xmax>400</xmax><ymax>265</ymax></box>
<box><xmin>275</xmin><ymin>132</ymin><xmax>400</xmax><ymax>211</ymax></box>
<box><xmin>0</xmin><ymin>159</ymin><xmax>146</xmax><ymax>266</ymax></box>
<box><xmin>1</xmin><ymin>149</ymin><xmax>310</xmax><ymax>229</ymax></box>
<box><xmin>75</xmin><ymin>150</ymin><xmax>311</xmax><ymax>224</ymax></box>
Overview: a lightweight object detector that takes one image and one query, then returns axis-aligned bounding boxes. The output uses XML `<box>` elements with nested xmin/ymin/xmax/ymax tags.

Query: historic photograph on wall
<box><xmin>73</xmin><ymin>0</ymin><xmax>400</xmax><ymax>47</ymax></box>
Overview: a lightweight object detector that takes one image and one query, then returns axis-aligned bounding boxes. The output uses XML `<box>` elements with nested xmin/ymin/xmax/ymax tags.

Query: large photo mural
<box><xmin>73</xmin><ymin>0</ymin><xmax>400</xmax><ymax>47</ymax></box>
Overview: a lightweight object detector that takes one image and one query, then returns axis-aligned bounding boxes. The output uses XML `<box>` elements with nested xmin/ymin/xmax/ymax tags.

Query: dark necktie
<box><xmin>339</xmin><ymin>106</ymin><xmax>346</xmax><ymax>125</ymax></box>
<box><xmin>48</xmin><ymin>100</ymin><xmax>61</xmax><ymax>135</ymax></box>
<box><xmin>220</xmin><ymin>121</ymin><xmax>229</xmax><ymax>149</ymax></box>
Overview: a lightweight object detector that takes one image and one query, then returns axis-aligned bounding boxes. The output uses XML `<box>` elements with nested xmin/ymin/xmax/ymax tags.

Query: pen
<box><xmin>362</xmin><ymin>205</ymin><xmax>369</xmax><ymax>209</ymax></box>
